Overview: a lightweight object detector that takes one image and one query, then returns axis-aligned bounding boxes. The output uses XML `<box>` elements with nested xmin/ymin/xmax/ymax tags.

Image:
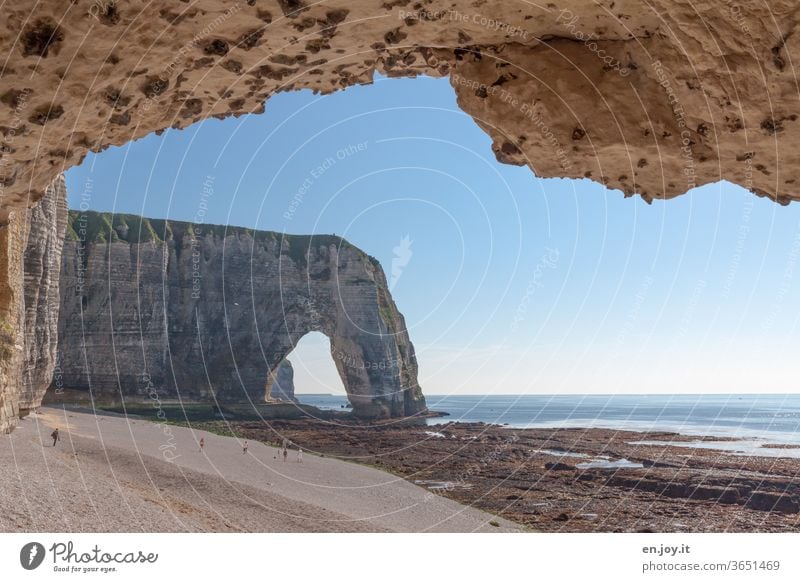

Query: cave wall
<box><xmin>20</xmin><ymin>175</ymin><xmax>68</xmax><ymax>412</ymax></box>
<box><xmin>0</xmin><ymin>176</ymin><xmax>66</xmax><ymax>431</ymax></box>
<box><xmin>1</xmin><ymin>0</ymin><xmax>798</xmax><ymax>217</ymax></box>
<box><xmin>55</xmin><ymin>211</ymin><xmax>425</xmax><ymax>418</ymax></box>
<box><xmin>0</xmin><ymin>212</ymin><xmax>27</xmax><ymax>432</ymax></box>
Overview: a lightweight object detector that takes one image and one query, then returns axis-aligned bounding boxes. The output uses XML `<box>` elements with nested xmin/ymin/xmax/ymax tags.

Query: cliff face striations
<box><xmin>21</xmin><ymin>175</ymin><xmax>68</xmax><ymax>412</ymax></box>
<box><xmin>0</xmin><ymin>176</ymin><xmax>67</xmax><ymax>431</ymax></box>
<box><xmin>55</xmin><ymin>211</ymin><xmax>425</xmax><ymax>418</ymax></box>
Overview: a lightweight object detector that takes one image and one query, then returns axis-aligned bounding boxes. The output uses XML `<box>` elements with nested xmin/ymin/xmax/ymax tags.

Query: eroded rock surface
<box><xmin>0</xmin><ymin>213</ymin><xmax>27</xmax><ymax>432</ymax></box>
<box><xmin>21</xmin><ymin>175</ymin><xmax>67</xmax><ymax>412</ymax></box>
<box><xmin>224</xmin><ymin>420</ymin><xmax>800</xmax><ymax>532</ymax></box>
<box><xmin>55</xmin><ymin>211</ymin><xmax>425</xmax><ymax>418</ymax></box>
<box><xmin>0</xmin><ymin>176</ymin><xmax>66</xmax><ymax>431</ymax></box>
<box><xmin>0</xmin><ymin>1</ymin><xmax>798</xmax><ymax>215</ymax></box>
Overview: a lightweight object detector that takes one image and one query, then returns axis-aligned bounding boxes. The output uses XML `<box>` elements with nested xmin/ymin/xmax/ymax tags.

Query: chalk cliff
<box><xmin>0</xmin><ymin>176</ymin><xmax>67</xmax><ymax>431</ymax></box>
<box><xmin>55</xmin><ymin>211</ymin><xmax>425</xmax><ymax>418</ymax></box>
<box><xmin>20</xmin><ymin>175</ymin><xmax>68</xmax><ymax>412</ymax></box>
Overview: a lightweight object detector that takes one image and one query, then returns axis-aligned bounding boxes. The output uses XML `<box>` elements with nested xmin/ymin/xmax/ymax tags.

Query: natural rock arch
<box><xmin>54</xmin><ymin>211</ymin><xmax>425</xmax><ymax>419</ymax></box>
<box><xmin>1</xmin><ymin>0</ymin><xmax>799</xmax><ymax>430</ymax></box>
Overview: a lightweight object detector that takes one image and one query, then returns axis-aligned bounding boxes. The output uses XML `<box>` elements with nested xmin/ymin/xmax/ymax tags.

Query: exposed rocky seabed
<box><xmin>201</xmin><ymin>418</ymin><xmax>800</xmax><ymax>532</ymax></box>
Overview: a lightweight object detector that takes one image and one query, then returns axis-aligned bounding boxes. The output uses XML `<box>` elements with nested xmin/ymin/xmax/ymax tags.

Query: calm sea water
<box><xmin>297</xmin><ymin>393</ymin><xmax>800</xmax><ymax>444</ymax></box>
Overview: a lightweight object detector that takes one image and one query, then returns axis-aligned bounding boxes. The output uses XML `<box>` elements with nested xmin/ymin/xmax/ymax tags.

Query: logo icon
<box><xmin>390</xmin><ymin>235</ymin><xmax>413</xmax><ymax>291</ymax></box>
<box><xmin>20</xmin><ymin>542</ymin><xmax>46</xmax><ymax>570</ymax></box>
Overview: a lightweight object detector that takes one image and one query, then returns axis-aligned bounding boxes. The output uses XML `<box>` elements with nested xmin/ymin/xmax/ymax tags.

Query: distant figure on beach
<box><xmin>282</xmin><ymin>447</ymin><xmax>288</xmax><ymax>462</ymax></box>
<box><xmin>242</xmin><ymin>440</ymin><xmax>248</xmax><ymax>455</ymax></box>
<box><xmin>199</xmin><ymin>437</ymin><xmax>205</xmax><ymax>452</ymax></box>
<box><xmin>50</xmin><ymin>428</ymin><xmax>60</xmax><ymax>447</ymax></box>
<box><xmin>297</xmin><ymin>448</ymin><xmax>303</xmax><ymax>463</ymax></box>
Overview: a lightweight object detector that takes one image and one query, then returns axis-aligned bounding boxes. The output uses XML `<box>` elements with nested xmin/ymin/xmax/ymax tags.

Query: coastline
<box><xmin>10</xmin><ymin>401</ymin><xmax>800</xmax><ymax>533</ymax></box>
<box><xmin>198</xmin><ymin>416</ymin><xmax>800</xmax><ymax>532</ymax></box>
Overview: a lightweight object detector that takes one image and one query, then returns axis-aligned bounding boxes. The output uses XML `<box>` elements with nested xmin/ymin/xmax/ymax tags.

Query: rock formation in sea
<box><xmin>269</xmin><ymin>360</ymin><xmax>296</xmax><ymax>402</ymax></box>
<box><xmin>54</xmin><ymin>211</ymin><xmax>425</xmax><ymax>419</ymax></box>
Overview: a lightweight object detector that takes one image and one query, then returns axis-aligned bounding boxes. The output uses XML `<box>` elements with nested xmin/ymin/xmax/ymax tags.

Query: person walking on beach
<box><xmin>50</xmin><ymin>428</ymin><xmax>60</xmax><ymax>447</ymax></box>
<box><xmin>282</xmin><ymin>447</ymin><xmax>288</xmax><ymax>462</ymax></box>
<box><xmin>297</xmin><ymin>448</ymin><xmax>303</xmax><ymax>463</ymax></box>
<box><xmin>242</xmin><ymin>440</ymin><xmax>248</xmax><ymax>455</ymax></box>
<box><xmin>199</xmin><ymin>437</ymin><xmax>205</xmax><ymax>453</ymax></box>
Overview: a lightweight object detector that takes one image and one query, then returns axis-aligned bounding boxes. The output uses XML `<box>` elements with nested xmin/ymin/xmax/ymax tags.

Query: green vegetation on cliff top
<box><xmin>65</xmin><ymin>210</ymin><xmax>379</xmax><ymax>267</ymax></box>
<box><xmin>65</xmin><ymin>211</ymin><xmax>168</xmax><ymax>244</ymax></box>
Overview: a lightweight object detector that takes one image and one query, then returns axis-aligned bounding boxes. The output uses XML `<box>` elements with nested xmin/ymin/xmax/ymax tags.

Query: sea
<box><xmin>297</xmin><ymin>393</ymin><xmax>800</xmax><ymax>454</ymax></box>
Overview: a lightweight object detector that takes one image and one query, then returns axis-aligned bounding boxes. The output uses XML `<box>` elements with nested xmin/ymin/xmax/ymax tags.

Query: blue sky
<box><xmin>65</xmin><ymin>75</ymin><xmax>800</xmax><ymax>395</ymax></box>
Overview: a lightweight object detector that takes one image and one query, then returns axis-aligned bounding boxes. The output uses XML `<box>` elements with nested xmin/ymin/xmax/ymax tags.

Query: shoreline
<box><xmin>505</xmin><ymin>421</ymin><xmax>800</xmax><ymax>445</ymax></box>
<box><xmin>198</xmin><ymin>416</ymin><xmax>800</xmax><ymax>532</ymax></box>
<box><xmin>431</xmin><ymin>420</ymin><xmax>800</xmax><ymax>454</ymax></box>
<box><xmin>15</xmin><ymin>398</ymin><xmax>800</xmax><ymax>533</ymax></box>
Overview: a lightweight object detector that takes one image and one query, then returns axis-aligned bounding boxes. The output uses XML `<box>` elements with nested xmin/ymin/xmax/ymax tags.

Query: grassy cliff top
<box><xmin>65</xmin><ymin>210</ymin><xmax>381</xmax><ymax>268</ymax></box>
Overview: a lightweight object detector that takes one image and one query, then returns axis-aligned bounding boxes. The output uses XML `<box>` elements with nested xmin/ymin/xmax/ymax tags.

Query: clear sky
<box><xmin>65</xmin><ymin>75</ymin><xmax>800</xmax><ymax>396</ymax></box>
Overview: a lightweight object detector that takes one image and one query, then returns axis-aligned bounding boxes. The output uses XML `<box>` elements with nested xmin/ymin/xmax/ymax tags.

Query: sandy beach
<box><xmin>0</xmin><ymin>407</ymin><xmax>519</xmax><ymax>533</ymax></box>
<box><xmin>7</xmin><ymin>403</ymin><xmax>799</xmax><ymax>534</ymax></box>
